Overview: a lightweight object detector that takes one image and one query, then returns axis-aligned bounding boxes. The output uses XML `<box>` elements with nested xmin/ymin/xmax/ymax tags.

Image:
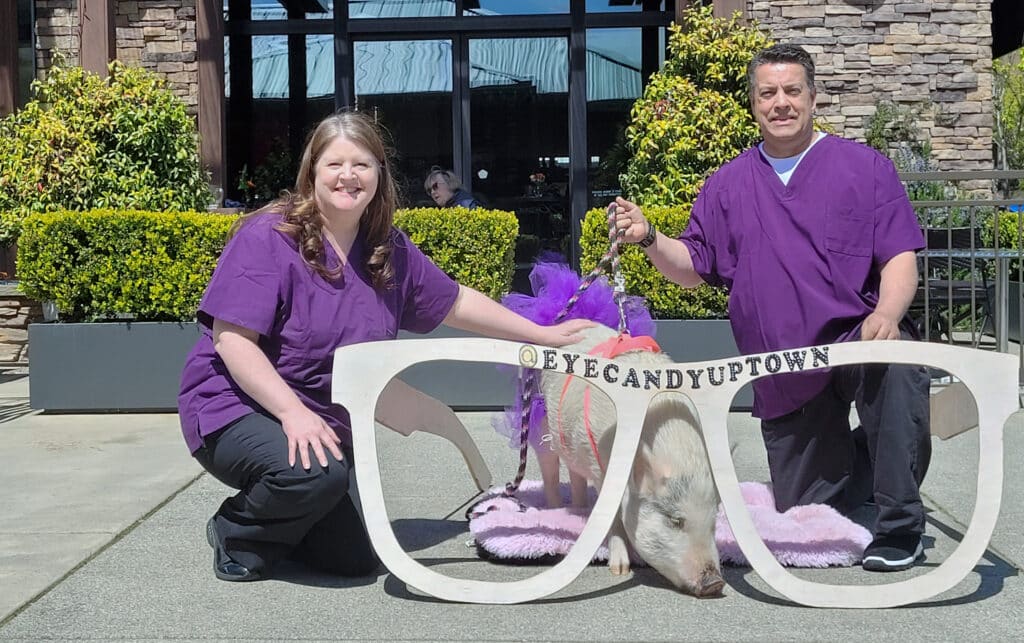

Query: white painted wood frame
<box><xmin>333</xmin><ymin>338</ymin><xmax>1018</xmax><ymax>607</ymax></box>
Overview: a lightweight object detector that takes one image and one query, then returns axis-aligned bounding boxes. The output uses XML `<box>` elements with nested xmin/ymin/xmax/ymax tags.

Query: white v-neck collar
<box><xmin>758</xmin><ymin>132</ymin><xmax>827</xmax><ymax>186</ymax></box>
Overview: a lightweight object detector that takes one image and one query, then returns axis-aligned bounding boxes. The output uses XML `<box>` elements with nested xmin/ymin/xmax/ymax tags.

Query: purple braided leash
<box><xmin>502</xmin><ymin>204</ymin><xmax>628</xmax><ymax>500</ymax></box>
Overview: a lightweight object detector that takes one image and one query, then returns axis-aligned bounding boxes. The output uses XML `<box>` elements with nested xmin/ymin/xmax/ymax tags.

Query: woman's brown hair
<box><xmin>229</xmin><ymin>110</ymin><xmax>397</xmax><ymax>288</ymax></box>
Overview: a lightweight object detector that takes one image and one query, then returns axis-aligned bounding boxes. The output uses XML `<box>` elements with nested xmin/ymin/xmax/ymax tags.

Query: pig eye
<box><xmin>669</xmin><ymin>516</ymin><xmax>685</xmax><ymax>529</ymax></box>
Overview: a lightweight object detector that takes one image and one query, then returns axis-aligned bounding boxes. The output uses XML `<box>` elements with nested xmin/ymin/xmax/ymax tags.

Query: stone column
<box><xmin>0</xmin><ymin>285</ymin><xmax>42</xmax><ymax>364</ymax></box>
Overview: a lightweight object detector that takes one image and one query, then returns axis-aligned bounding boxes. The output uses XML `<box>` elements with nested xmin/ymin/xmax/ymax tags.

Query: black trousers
<box><xmin>760</xmin><ymin>336</ymin><xmax>932</xmax><ymax>539</ymax></box>
<box><xmin>194</xmin><ymin>412</ymin><xmax>379</xmax><ymax>577</ymax></box>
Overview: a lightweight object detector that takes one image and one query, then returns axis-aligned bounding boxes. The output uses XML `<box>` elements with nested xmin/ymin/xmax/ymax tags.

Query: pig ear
<box><xmin>632</xmin><ymin>443</ymin><xmax>655</xmax><ymax>493</ymax></box>
<box><xmin>633</xmin><ymin>444</ymin><xmax>671</xmax><ymax>495</ymax></box>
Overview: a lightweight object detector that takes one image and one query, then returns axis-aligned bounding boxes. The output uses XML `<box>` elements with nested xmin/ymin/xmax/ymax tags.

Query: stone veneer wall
<box><xmin>34</xmin><ymin>0</ymin><xmax>80</xmax><ymax>71</ymax></box>
<box><xmin>33</xmin><ymin>0</ymin><xmax>199</xmax><ymax>113</ymax></box>
<box><xmin>0</xmin><ymin>285</ymin><xmax>42</xmax><ymax>363</ymax></box>
<box><xmin>748</xmin><ymin>0</ymin><xmax>994</xmax><ymax>188</ymax></box>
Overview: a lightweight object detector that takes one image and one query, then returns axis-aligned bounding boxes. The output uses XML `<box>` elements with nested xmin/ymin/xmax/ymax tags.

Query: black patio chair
<box><xmin>911</xmin><ymin>227</ymin><xmax>995</xmax><ymax>347</ymax></box>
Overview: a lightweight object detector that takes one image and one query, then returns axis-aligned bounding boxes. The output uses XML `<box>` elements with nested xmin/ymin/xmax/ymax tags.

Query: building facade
<box><xmin>1</xmin><ymin>0</ymin><xmax>1021</xmax><ymax>265</ymax></box>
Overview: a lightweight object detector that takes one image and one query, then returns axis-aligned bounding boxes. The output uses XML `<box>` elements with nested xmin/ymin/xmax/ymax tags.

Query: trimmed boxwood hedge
<box><xmin>579</xmin><ymin>205</ymin><xmax>729</xmax><ymax>320</ymax></box>
<box><xmin>16</xmin><ymin>206</ymin><xmax>518</xmax><ymax>322</ymax></box>
<box><xmin>395</xmin><ymin>206</ymin><xmax>517</xmax><ymax>300</ymax></box>
<box><xmin>17</xmin><ymin>210</ymin><xmax>235</xmax><ymax>322</ymax></box>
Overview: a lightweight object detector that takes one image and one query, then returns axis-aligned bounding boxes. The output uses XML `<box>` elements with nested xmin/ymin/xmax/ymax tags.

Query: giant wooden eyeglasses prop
<box><xmin>332</xmin><ymin>338</ymin><xmax>1018</xmax><ymax>607</ymax></box>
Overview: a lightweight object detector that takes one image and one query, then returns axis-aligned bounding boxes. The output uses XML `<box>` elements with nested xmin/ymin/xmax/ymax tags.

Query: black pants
<box><xmin>194</xmin><ymin>412</ymin><xmax>379</xmax><ymax>577</ymax></box>
<box><xmin>760</xmin><ymin>338</ymin><xmax>932</xmax><ymax>539</ymax></box>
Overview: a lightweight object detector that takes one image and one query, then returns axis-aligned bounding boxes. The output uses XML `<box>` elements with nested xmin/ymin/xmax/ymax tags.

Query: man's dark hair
<box><xmin>747</xmin><ymin>43</ymin><xmax>816</xmax><ymax>96</ymax></box>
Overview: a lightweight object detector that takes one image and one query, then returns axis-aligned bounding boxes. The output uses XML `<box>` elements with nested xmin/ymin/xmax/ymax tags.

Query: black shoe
<box><xmin>862</xmin><ymin>534</ymin><xmax>924</xmax><ymax>572</ymax></box>
<box><xmin>206</xmin><ymin>517</ymin><xmax>261</xmax><ymax>582</ymax></box>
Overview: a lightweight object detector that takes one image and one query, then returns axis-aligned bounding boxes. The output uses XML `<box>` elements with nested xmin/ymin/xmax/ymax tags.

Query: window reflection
<box><xmin>585</xmin><ymin>0</ymin><xmax>666</xmax><ymax>11</ymax></box>
<box><xmin>469</xmin><ymin>37</ymin><xmax>570</xmax><ymax>288</ymax></box>
<box><xmin>16</xmin><ymin>0</ymin><xmax>33</xmax><ymax>108</ymax></box>
<box><xmin>225</xmin><ymin>32</ymin><xmax>336</xmax><ymax>207</ymax></box>
<box><xmin>587</xmin><ymin>27</ymin><xmax>665</xmax><ymax>207</ymax></box>
<box><xmin>246</xmin><ymin>0</ymin><xmax>334</xmax><ymax>20</ymax></box>
<box><xmin>354</xmin><ymin>40</ymin><xmax>454</xmax><ymax>204</ymax></box>
<box><xmin>352</xmin><ymin>0</ymin><xmax>454</xmax><ymax>19</ymax></box>
<box><xmin>465</xmin><ymin>0</ymin><xmax>568</xmax><ymax>16</ymax></box>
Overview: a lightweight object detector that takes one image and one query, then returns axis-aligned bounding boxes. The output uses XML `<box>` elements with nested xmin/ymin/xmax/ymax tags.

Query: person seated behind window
<box><xmin>424</xmin><ymin>167</ymin><xmax>481</xmax><ymax>209</ymax></box>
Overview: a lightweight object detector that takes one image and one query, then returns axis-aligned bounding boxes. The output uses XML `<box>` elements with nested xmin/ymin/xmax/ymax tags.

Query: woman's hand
<box><xmin>278</xmin><ymin>405</ymin><xmax>345</xmax><ymax>470</ymax></box>
<box><xmin>611</xmin><ymin>196</ymin><xmax>649</xmax><ymax>244</ymax></box>
<box><xmin>212</xmin><ymin>318</ymin><xmax>344</xmax><ymax>470</ymax></box>
<box><xmin>533</xmin><ymin>318</ymin><xmax>595</xmax><ymax>347</ymax></box>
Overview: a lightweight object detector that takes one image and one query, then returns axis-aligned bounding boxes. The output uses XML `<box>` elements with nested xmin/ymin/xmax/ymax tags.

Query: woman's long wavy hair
<box><xmin>230</xmin><ymin>110</ymin><xmax>398</xmax><ymax>289</ymax></box>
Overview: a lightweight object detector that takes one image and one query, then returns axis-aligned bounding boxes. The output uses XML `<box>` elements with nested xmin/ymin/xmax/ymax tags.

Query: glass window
<box><xmin>245</xmin><ymin>0</ymin><xmax>332</xmax><ymax>21</ymax></box>
<box><xmin>16</xmin><ymin>0</ymin><xmax>33</xmax><ymax>107</ymax></box>
<box><xmin>585</xmin><ymin>0</ymin><xmax>666</xmax><ymax>12</ymax></box>
<box><xmin>465</xmin><ymin>1</ymin><xmax>568</xmax><ymax>16</ymax></box>
<box><xmin>469</xmin><ymin>36</ymin><xmax>570</xmax><ymax>284</ymax></box>
<box><xmin>586</xmin><ymin>27</ymin><xmax>665</xmax><ymax>207</ymax></box>
<box><xmin>226</xmin><ymin>32</ymin><xmax>331</xmax><ymax>207</ymax></box>
<box><xmin>250</xmin><ymin>35</ymin><xmax>288</xmax><ymax>99</ymax></box>
<box><xmin>354</xmin><ymin>40</ymin><xmax>454</xmax><ymax>204</ymax></box>
<box><xmin>352</xmin><ymin>0</ymin><xmax>454</xmax><ymax>19</ymax></box>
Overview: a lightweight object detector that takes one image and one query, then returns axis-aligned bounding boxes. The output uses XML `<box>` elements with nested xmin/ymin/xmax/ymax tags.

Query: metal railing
<box><xmin>899</xmin><ymin>170</ymin><xmax>1024</xmax><ymax>380</ymax></box>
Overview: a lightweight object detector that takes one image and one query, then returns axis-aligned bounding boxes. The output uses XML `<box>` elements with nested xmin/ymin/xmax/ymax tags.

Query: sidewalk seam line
<box><xmin>920</xmin><ymin>488</ymin><xmax>1024</xmax><ymax>572</ymax></box>
<box><xmin>0</xmin><ymin>470</ymin><xmax>207</xmax><ymax>629</ymax></box>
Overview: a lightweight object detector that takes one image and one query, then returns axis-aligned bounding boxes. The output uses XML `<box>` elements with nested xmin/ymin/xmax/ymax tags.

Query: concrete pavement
<box><xmin>0</xmin><ymin>370</ymin><xmax>1022</xmax><ymax>641</ymax></box>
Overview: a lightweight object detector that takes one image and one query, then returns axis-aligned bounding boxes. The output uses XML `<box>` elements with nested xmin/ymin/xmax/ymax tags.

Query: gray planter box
<box><xmin>28</xmin><ymin>319</ymin><xmax>747</xmax><ymax>412</ymax></box>
<box><xmin>29</xmin><ymin>322</ymin><xmax>201</xmax><ymax>412</ymax></box>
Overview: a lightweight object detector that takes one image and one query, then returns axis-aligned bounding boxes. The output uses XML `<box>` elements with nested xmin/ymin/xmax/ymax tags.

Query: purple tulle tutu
<box><xmin>502</xmin><ymin>259</ymin><xmax>656</xmax><ymax>337</ymax></box>
<box><xmin>491</xmin><ymin>259</ymin><xmax>656</xmax><ymax>449</ymax></box>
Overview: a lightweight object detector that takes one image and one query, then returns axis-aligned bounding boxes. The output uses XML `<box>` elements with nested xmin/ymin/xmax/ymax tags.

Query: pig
<box><xmin>535</xmin><ymin>324</ymin><xmax>725</xmax><ymax>597</ymax></box>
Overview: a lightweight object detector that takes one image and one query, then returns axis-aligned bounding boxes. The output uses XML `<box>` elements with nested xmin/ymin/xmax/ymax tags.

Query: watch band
<box><xmin>638</xmin><ymin>221</ymin><xmax>657</xmax><ymax>248</ymax></box>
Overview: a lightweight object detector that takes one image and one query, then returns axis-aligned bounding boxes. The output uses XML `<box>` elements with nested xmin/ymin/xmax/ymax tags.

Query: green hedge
<box><xmin>395</xmin><ymin>206</ymin><xmax>517</xmax><ymax>300</ymax></box>
<box><xmin>17</xmin><ymin>206</ymin><xmax>518</xmax><ymax>322</ymax></box>
<box><xmin>579</xmin><ymin>205</ymin><xmax>729</xmax><ymax>319</ymax></box>
<box><xmin>17</xmin><ymin>210</ymin><xmax>235</xmax><ymax>322</ymax></box>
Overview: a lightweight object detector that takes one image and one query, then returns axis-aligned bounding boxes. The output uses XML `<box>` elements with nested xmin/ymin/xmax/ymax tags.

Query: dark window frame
<box><xmin>225</xmin><ymin>0</ymin><xmax>675</xmax><ymax>269</ymax></box>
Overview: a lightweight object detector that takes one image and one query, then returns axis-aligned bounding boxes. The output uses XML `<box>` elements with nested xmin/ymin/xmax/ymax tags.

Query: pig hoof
<box><xmin>608</xmin><ymin>541</ymin><xmax>631</xmax><ymax>575</ymax></box>
<box><xmin>608</xmin><ymin>558</ymin><xmax>631</xmax><ymax>575</ymax></box>
<box><xmin>697</xmin><ymin>574</ymin><xmax>726</xmax><ymax>597</ymax></box>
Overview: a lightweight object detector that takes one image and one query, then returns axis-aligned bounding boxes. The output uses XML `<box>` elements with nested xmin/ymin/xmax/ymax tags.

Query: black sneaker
<box><xmin>862</xmin><ymin>535</ymin><xmax>924</xmax><ymax>572</ymax></box>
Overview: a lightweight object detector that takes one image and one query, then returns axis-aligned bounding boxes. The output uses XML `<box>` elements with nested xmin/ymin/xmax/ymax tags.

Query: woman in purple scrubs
<box><xmin>178</xmin><ymin>111</ymin><xmax>591</xmax><ymax>582</ymax></box>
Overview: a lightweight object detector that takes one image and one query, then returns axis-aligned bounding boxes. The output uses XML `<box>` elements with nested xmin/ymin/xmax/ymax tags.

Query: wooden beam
<box><xmin>0</xmin><ymin>0</ymin><xmax>18</xmax><ymax>115</ymax></box>
<box><xmin>675</xmin><ymin>0</ymin><xmax>689</xmax><ymax>24</ymax></box>
<box><xmin>197</xmin><ymin>0</ymin><xmax>226</xmax><ymax>199</ymax></box>
<box><xmin>713</xmin><ymin>0</ymin><xmax>747</xmax><ymax>22</ymax></box>
<box><xmin>80</xmin><ymin>0</ymin><xmax>115</xmax><ymax>77</ymax></box>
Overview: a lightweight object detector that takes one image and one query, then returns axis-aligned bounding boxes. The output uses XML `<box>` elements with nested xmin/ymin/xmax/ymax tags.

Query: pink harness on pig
<box><xmin>556</xmin><ymin>333</ymin><xmax>661</xmax><ymax>471</ymax></box>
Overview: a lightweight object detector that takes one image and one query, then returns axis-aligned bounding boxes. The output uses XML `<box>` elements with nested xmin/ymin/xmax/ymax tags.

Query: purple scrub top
<box><xmin>178</xmin><ymin>212</ymin><xmax>460</xmax><ymax>453</ymax></box>
<box><xmin>680</xmin><ymin>135</ymin><xmax>924</xmax><ymax>419</ymax></box>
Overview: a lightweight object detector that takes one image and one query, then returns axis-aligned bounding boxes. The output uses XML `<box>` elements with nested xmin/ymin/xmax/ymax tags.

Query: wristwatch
<box><xmin>638</xmin><ymin>221</ymin><xmax>657</xmax><ymax>248</ymax></box>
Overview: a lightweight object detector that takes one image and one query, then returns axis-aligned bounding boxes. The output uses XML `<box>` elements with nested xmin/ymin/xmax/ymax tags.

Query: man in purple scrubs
<box><xmin>612</xmin><ymin>44</ymin><xmax>931</xmax><ymax>572</ymax></box>
<box><xmin>179</xmin><ymin>111</ymin><xmax>592</xmax><ymax>583</ymax></box>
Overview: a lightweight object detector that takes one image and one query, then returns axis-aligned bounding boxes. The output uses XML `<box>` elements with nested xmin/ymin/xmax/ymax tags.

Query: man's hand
<box><xmin>861</xmin><ymin>311</ymin><xmax>902</xmax><ymax>340</ymax></box>
<box><xmin>611</xmin><ymin>196</ymin><xmax>649</xmax><ymax>244</ymax></box>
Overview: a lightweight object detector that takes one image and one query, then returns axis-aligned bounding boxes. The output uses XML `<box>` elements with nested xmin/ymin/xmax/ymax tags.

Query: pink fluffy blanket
<box><xmin>469</xmin><ymin>480</ymin><xmax>872</xmax><ymax>568</ymax></box>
